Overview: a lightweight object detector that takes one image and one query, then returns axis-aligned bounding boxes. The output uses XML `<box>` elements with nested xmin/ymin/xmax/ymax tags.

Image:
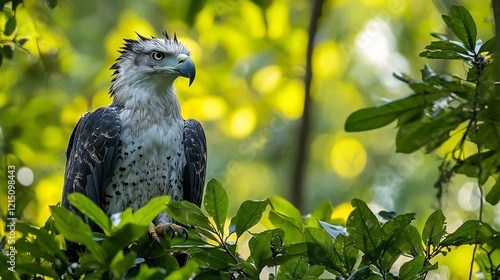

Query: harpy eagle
<box><xmin>61</xmin><ymin>31</ymin><xmax>207</xmax><ymax>260</ymax></box>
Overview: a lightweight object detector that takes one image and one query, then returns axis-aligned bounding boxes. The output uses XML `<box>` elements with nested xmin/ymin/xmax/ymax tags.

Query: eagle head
<box><xmin>109</xmin><ymin>31</ymin><xmax>196</xmax><ymax>101</ymax></box>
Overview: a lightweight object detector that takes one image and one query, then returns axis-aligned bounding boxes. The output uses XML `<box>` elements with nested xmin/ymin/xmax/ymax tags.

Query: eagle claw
<box><xmin>179</xmin><ymin>227</ymin><xmax>189</xmax><ymax>242</ymax></box>
<box><xmin>149</xmin><ymin>222</ymin><xmax>188</xmax><ymax>241</ymax></box>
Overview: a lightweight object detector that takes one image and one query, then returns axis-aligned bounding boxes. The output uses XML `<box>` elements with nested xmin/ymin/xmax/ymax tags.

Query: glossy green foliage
<box><xmin>3</xmin><ymin>179</ymin><xmax>497</xmax><ymax>279</ymax></box>
<box><xmin>344</xmin><ymin>5</ymin><xmax>500</xmax><ymax>277</ymax></box>
<box><xmin>346</xmin><ymin>5</ymin><xmax>500</xmax><ymax>206</ymax></box>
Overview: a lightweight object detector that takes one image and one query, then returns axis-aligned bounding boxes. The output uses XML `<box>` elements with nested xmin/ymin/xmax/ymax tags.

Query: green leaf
<box><xmin>2</xmin><ymin>45</ymin><xmax>13</xmax><ymax>59</ymax></box>
<box><xmin>229</xmin><ymin>199</ymin><xmax>268</xmax><ymax>238</ymax></box>
<box><xmin>419</xmin><ymin>49</ymin><xmax>471</xmax><ymax>60</ymax></box>
<box><xmin>436</xmin><ymin>74</ymin><xmax>475</xmax><ymax>99</ymax></box>
<box><xmin>269</xmin><ymin>196</ymin><xmax>302</xmax><ymax>229</ymax></box>
<box><xmin>381</xmin><ymin>213</ymin><xmax>415</xmax><ymax>243</ymax></box>
<box><xmin>141</xmin><ymin>253</ymin><xmax>179</xmax><ymax>273</ymax></box>
<box><xmin>304</xmin><ymin>264</ymin><xmax>325</xmax><ymax>277</ymax></box>
<box><xmin>396</xmin><ymin>111</ymin><xmax>465</xmax><ymax>153</ymax></box>
<box><xmin>109</xmin><ymin>251</ymin><xmax>137</xmax><ymax>279</ymax></box>
<box><xmin>399</xmin><ymin>255</ymin><xmax>425</xmax><ymax>280</ymax></box>
<box><xmin>422</xmin><ymin>40</ymin><xmax>472</xmax><ymax>57</ymax></box>
<box><xmin>424</xmin><ymin>131</ymin><xmax>451</xmax><ymax>154</ymax></box>
<box><xmin>267</xmin><ymin>197</ymin><xmax>304</xmax><ymax>243</ymax></box>
<box><xmin>486</xmin><ymin>178</ymin><xmax>500</xmax><ymax>205</ymax></box>
<box><xmin>68</xmin><ymin>193</ymin><xmax>112</xmax><ymax>235</ymax></box>
<box><xmin>441</xmin><ymin>220</ymin><xmax>496</xmax><ymax>246</ymax></box>
<box><xmin>76</xmin><ymin>253</ymin><xmax>104</xmax><ymax>276</ymax></box>
<box><xmin>345</xmin><ymin>105</ymin><xmax>401</xmax><ymax>132</ymax></box>
<box><xmin>456</xmin><ymin>151</ymin><xmax>497</xmax><ymax>181</ymax></box>
<box><xmin>268</xmin><ymin>210</ymin><xmax>304</xmax><ymax>244</ymax></box>
<box><xmin>134</xmin><ymin>265</ymin><xmax>168</xmax><ymax>279</ymax></box>
<box><xmin>131</xmin><ymin>195</ymin><xmax>170</xmax><ymax>227</ymax></box>
<box><xmin>165</xmin><ymin>259</ymin><xmax>199</xmax><ymax>280</ymax></box>
<box><xmin>276</xmin><ymin>258</ymin><xmax>308</xmax><ymax>279</ymax></box>
<box><xmin>269</xmin><ymin>242</ymin><xmax>308</xmax><ymax>266</ymax></box>
<box><xmin>102</xmin><ymin>223</ymin><xmax>152</xmax><ymax>261</ymax></box>
<box><xmin>442</xmin><ymin>6</ymin><xmax>477</xmax><ymax>51</ymax></box>
<box><xmin>277</xmin><ymin>258</ymin><xmax>324</xmax><ymax>279</ymax></box>
<box><xmin>346</xmin><ymin>199</ymin><xmax>382</xmax><ymax>261</ymax></box>
<box><xmin>479</xmin><ymin>37</ymin><xmax>495</xmax><ymax>54</ymax></box>
<box><xmin>334</xmin><ymin>235</ymin><xmax>358</xmax><ymax>275</ymax></box>
<box><xmin>304</xmin><ymin>227</ymin><xmax>344</xmax><ymax>273</ymax></box>
<box><xmin>165</xmin><ymin>200</ymin><xmax>213</xmax><ymax>232</ymax></box>
<box><xmin>349</xmin><ymin>266</ymin><xmax>378</xmax><ymax>279</ymax></box>
<box><xmin>379</xmin><ymin>213</ymin><xmax>416</xmax><ymax>272</ymax></box>
<box><xmin>4</xmin><ymin>15</ymin><xmax>16</xmax><ymax>36</ymax></box>
<box><xmin>471</xmin><ymin>121</ymin><xmax>500</xmax><ymax>150</ymax></box>
<box><xmin>194</xmin><ymin>270</ymin><xmax>231</xmax><ymax>279</ymax></box>
<box><xmin>188</xmin><ymin>247</ymin><xmax>237</xmax><ymax>269</ymax></box>
<box><xmin>15</xmin><ymin>263</ymin><xmax>60</xmax><ymax>279</ymax></box>
<box><xmin>476</xmin><ymin>249</ymin><xmax>500</xmax><ymax>277</ymax></box>
<box><xmin>345</xmin><ymin>93</ymin><xmax>443</xmax><ymax>132</ymax></box>
<box><xmin>50</xmin><ymin>206</ymin><xmax>107</xmax><ymax>264</ymax></box>
<box><xmin>430</xmin><ymin>32</ymin><xmax>449</xmax><ymax>41</ymax></box>
<box><xmin>408</xmin><ymin>81</ymin><xmax>441</xmax><ymax>94</ymax></box>
<box><xmin>16</xmin><ymin>222</ymin><xmax>66</xmax><ymax>261</ymax></box>
<box><xmin>15</xmin><ymin>239</ymin><xmax>54</xmax><ymax>264</ymax></box>
<box><xmin>422</xmin><ymin>210</ymin><xmax>446</xmax><ymax>248</ymax></box>
<box><xmin>249</xmin><ymin>228</ymin><xmax>284</xmax><ymax>271</ymax></box>
<box><xmin>306</xmin><ymin>200</ymin><xmax>334</xmax><ymax>227</ymax></box>
<box><xmin>204</xmin><ymin>179</ymin><xmax>229</xmax><ymax>235</ymax></box>
<box><xmin>233</xmin><ymin>261</ymin><xmax>260</xmax><ymax>279</ymax></box>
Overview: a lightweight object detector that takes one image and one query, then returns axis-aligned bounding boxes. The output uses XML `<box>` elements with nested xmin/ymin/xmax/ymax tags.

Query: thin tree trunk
<box><xmin>290</xmin><ymin>0</ymin><xmax>325</xmax><ymax>211</ymax></box>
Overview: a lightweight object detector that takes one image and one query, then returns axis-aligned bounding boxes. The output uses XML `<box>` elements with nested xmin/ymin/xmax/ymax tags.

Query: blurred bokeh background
<box><xmin>0</xmin><ymin>0</ymin><xmax>495</xmax><ymax>278</ymax></box>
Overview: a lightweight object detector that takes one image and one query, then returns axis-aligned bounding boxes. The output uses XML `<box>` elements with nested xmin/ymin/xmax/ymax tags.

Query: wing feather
<box><xmin>62</xmin><ymin>107</ymin><xmax>121</xmax><ymax>227</ymax></box>
<box><xmin>182</xmin><ymin>119</ymin><xmax>207</xmax><ymax>207</ymax></box>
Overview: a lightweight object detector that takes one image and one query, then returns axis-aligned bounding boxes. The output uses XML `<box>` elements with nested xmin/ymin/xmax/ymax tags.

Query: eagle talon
<box><xmin>152</xmin><ymin>236</ymin><xmax>161</xmax><ymax>245</ymax></box>
<box><xmin>153</xmin><ymin>222</ymin><xmax>188</xmax><ymax>241</ymax></box>
<box><xmin>167</xmin><ymin>224</ymin><xmax>175</xmax><ymax>240</ymax></box>
<box><xmin>149</xmin><ymin>222</ymin><xmax>160</xmax><ymax>242</ymax></box>
<box><xmin>180</xmin><ymin>228</ymin><xmax>189</xmax><ymax>242</ymax></box>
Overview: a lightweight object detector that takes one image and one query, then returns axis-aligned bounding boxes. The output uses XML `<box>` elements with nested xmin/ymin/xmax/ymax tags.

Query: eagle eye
<box><xmin>151</xmin><ymin>51</ymin><xmax>165</xmax><ymax>61</ymax></box>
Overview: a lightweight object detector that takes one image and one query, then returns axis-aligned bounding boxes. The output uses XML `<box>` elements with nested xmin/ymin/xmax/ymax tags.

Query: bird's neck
<box><xmin>111</xmin><ymin>79</ymin><xmax>182</xmax><ymax>120</ymax></box>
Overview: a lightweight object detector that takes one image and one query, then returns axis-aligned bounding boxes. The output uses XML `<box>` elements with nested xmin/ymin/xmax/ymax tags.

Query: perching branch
<box><xmin>290</xmin><ymin>0</ymin><xmax>325</xmax><ymax>211</ymax></box>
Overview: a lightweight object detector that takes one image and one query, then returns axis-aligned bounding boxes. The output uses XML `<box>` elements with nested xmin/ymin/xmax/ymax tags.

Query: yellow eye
<box><xmin>151</xmin><ymin>52</ymin><xmax>164</xmax><ymax>61</ymax></box>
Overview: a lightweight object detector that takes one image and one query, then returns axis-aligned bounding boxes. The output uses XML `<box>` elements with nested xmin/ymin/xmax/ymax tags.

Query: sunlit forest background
<box><xmin>0</xmin><ymin>0</ymin><xmax>495</xmax><ymax>278</ymax></box>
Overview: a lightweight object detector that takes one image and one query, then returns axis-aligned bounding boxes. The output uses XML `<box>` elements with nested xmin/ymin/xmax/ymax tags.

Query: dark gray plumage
<box><xmin>61</xmin><ymin>31</ymin><xmax>207</xmax><ymax>261</ymax></box>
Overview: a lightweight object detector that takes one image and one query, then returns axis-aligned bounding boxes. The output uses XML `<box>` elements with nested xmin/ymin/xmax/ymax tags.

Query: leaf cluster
<box><xmin>344</xmin><ymin>5</ymin><xmax>500</xmax><ymax>278</ymax></box>
<box><xmin>0</xmin><ymin>195</ymin><xmax>183</xmax><ymax>279</ymax></box>
<box><xmin>5</xmin><ymin>179</ymin><xmax>500</xmax><ymax>279</ymax></box>
<box><xmin>345</xmin><ymin>6</ymin><xmax>500</xmax><ymax>204</ymax></box>
<box><xmin>0</xmin><ymin>0</ymin><xmax>57</xmax><ymax>67</ymax></box>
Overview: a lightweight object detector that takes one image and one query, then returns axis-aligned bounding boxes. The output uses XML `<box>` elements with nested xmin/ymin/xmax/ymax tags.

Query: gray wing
<box><xmin>62</xmin><ymin>106</ymin><xmax>121</xmax><ymax>227</ymax></box>
<box><xmin>182</xmin><ymin>119</ymin><xmax>207</xmax><ymax>207</ymax></box>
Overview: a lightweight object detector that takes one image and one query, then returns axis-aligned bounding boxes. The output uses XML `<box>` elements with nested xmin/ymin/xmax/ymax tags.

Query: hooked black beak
<box><xmin>175</xmin><ymin>57</ymin><xmax>196</xmax><ymax>86</ymax></box>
